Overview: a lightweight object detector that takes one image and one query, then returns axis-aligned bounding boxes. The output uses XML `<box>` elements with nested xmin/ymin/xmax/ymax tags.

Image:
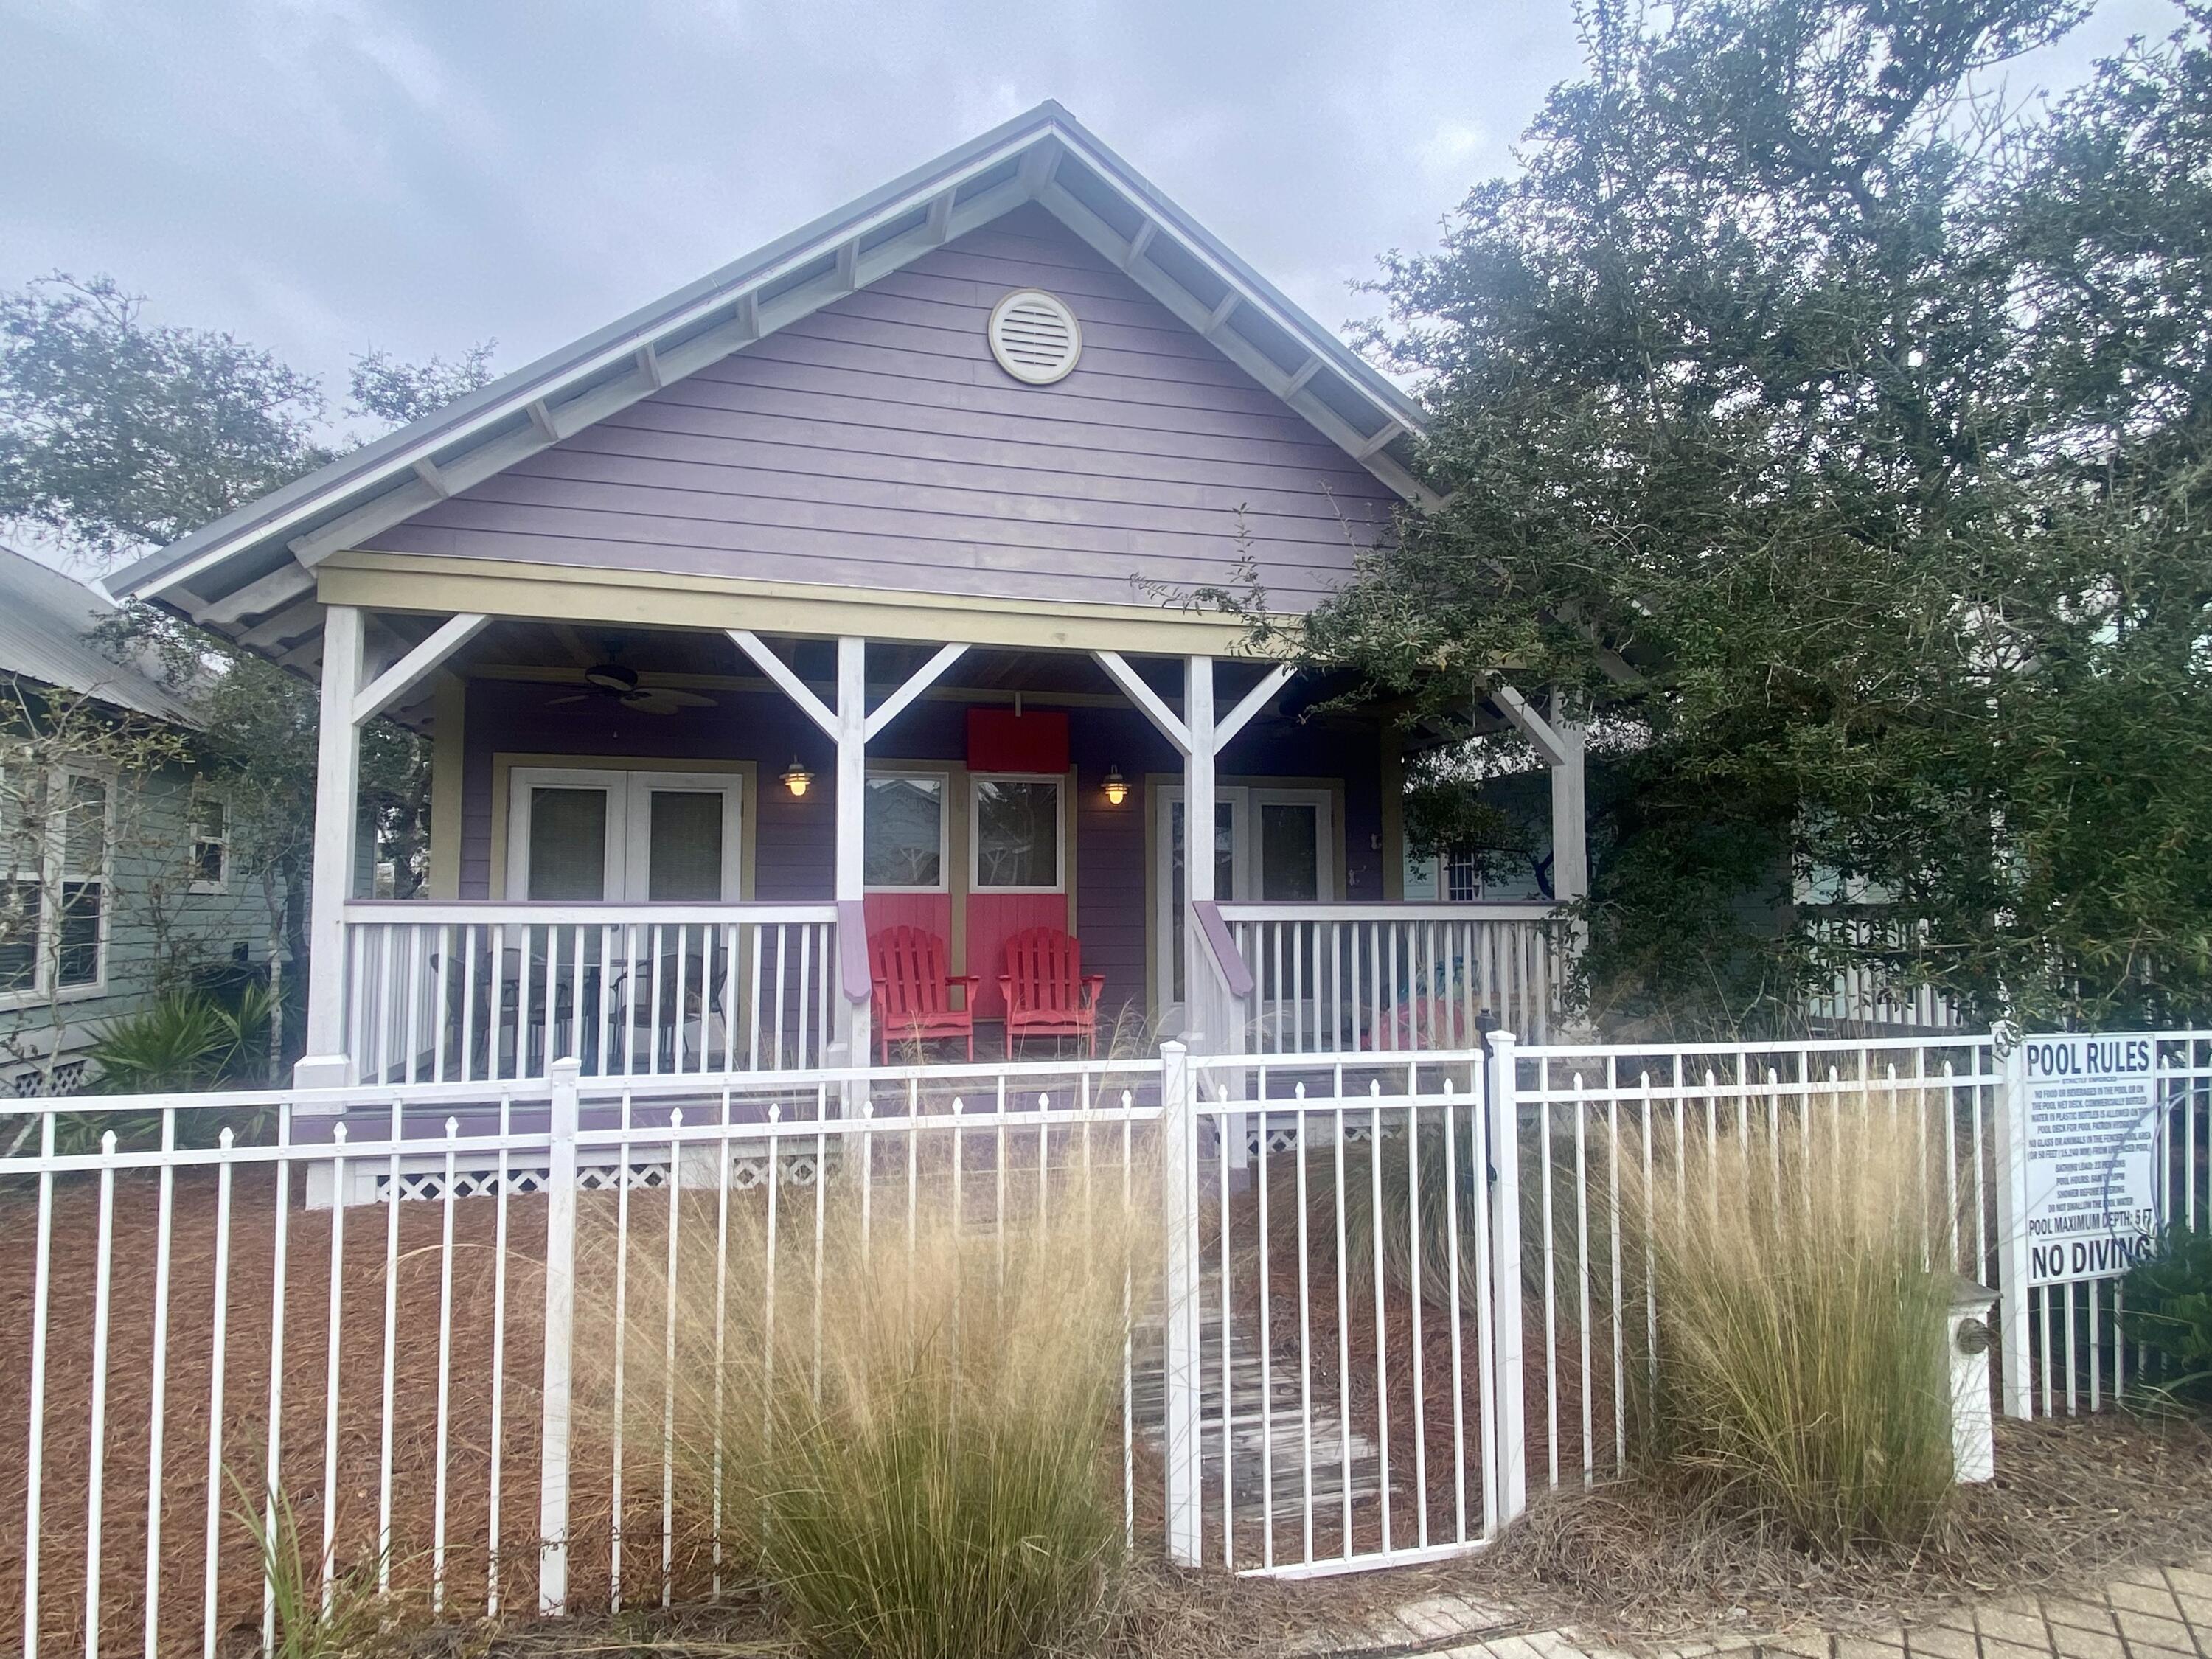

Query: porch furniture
<box><xmin>869</xmin><ymin>927</ymin><xmax>979</xmax><ymax>1064</ymax></box>
<box><xmin>431</xmin><ymin>946</ymin><xmax>598</xmax><ymax>1078</ymax></box>
<box><xmin>998</xmin><ymin>926</ymin><xmax>1106</xmax><ymax>1057</ymax></box>
<box><xmin>608</xmin><ymin>949</ymin><xmax>720</xmax><ymax>1071</ymax></box>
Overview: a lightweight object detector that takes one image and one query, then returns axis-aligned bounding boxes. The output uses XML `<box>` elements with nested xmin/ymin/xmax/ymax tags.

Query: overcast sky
<box><xmin>0</xmin><ymin>0</ymin><xmax>2190</xmax><ymax>434</ymax></box>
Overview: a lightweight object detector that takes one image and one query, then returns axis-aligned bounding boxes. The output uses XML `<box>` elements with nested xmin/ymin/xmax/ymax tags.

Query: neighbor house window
<box><xmin>189</xmin><ymin>793</ymin><xmax>229</xmax><ymax>893</ymax></box>
<box><xmin>865</xmin><ymin>773</ymin><xmax>947</xmax><ymax>891</ymax></box>
<box><xmin>55</xmin><ymin>773</ymin><xmax>107</xmax><ymax>987</ymax></box>
<box><xmin>1445</xmin><ymin>849</ymin><xmax>1481</xmax><ymax>902</ymax></box>
<box><xmin>0</xmin><ymin>763</ymin><xmax>46</xmax><ymax>994</ymax></box>
<box><xmin>972</xmin><ymin>776</ymin><xmax>1062</xmax><ymax>891</ymax></box>
<box><xmin>0</xmin><ymin>762</ymin><xmax>113</xmax><ymax>1001</ymax></box>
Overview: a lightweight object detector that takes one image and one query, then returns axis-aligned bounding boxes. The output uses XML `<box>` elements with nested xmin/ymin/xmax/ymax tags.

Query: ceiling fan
<box><xmin>546</xmin><ymin>661</ymin><xmax>717</xmax><ymax>717</ymax></box>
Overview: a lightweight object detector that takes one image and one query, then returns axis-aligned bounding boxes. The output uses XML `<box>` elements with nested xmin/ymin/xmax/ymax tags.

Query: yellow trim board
<box><xmin>319</xmin><ymin>549</ymin><xmax>1282</xmax><ymax>655</ymax></box>
<box><xmin>1380</xmin><ymin>731</ymin><xmax>1406</xmax><ymax>900</ymax></box>
<box><xmin>426</xmin><ymin>673</ymin><xmax>465</xmax><ymax>900</ymax></box>
<box><xmin>488</xmin><ymin>753</ymin><xmax>759</xmax><ymax>901</ymax></box>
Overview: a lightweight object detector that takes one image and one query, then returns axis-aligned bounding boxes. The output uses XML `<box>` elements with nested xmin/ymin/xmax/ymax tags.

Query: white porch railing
<box><xmin>340</xmin><ymin>902</ymin><xmax>843</xmax><ymax>1085</ymax></box>
<box><xmin>1213</xmin><ymin>901</ymin><xmax>1559</xmax><ymax>1054</ymax></box>
<box><xmin>1804</xmin><ymin>913</ymin><xmax>1966</xmax><ymax>1031</ymax></box>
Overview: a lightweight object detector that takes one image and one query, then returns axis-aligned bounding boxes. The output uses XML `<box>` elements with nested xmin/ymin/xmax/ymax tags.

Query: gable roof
<box><xmin>0</xmin><ymin>546</ymin><xmax>197</xmax><ymax>723</ymax></box>
<box><xmin>111</xmin><ymin>101</ymin><xmax>1431</xmax><ymax>645</ymax></box>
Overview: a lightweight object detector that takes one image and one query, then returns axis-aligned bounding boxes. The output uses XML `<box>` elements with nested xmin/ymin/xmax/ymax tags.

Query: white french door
<box><xmin>507</xmin><ymin>768</ymin><xmax>743</xmax><ymax>902</ymax></box>
<box><xmin>1153</xmin><ymin>785</ymin><xmax>1334</xmax><ymax>1033</ymax></box>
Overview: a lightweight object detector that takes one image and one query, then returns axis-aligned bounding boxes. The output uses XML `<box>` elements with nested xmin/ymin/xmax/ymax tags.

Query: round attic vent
<box><xmin>987</xmin><ymin>289</ymin><xmax>1082</xmax><ymax>385</ymax></box>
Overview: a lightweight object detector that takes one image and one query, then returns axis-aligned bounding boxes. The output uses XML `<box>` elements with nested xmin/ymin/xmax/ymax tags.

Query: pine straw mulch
<box><xmin>317</xmin><ymin>1558</ymin><xmax>1392</xmax><ymax>1659</ymax></box>
<box><xmin>1392</xmin><ymin>1409</ymin><xmax>2212</xmax><ymax>1652</ymax></box>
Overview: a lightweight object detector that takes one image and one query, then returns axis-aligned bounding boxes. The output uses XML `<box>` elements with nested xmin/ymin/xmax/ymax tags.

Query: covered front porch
<box><xmin>309</xmin><ymin>605</ymin><xmax>1582</xmax><ymax>1087</ymax></box>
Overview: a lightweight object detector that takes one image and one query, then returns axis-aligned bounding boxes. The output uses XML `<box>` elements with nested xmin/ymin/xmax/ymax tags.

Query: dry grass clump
<box><xmin>573</xmin><ymin>1157</ymin><xmax>1150</xmax><ymax>1659</ymax></box>
<box><xmin>1624</xmin><ymin>1110</ymin><xmax>1955</xmax><ymax>1551</ymax></box>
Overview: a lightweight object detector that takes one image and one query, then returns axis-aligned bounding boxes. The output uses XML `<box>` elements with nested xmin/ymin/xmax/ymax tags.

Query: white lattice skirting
<box><xmin>311</xmin><ymin>1143</ymin><xmax>833</xmax><ymax>1208</ymax></box>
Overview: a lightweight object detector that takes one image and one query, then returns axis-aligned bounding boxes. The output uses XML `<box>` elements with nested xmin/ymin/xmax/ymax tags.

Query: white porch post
<box><xmin>298</xmin><ymin>603</ymin><xmax>365</xmax><ymax>1091</ymax></box>
<box><xmin>1182</xmin><ymin>656</ymin><xmax>1216</xmax><ymax>1051</ymax></box>
<box><xmin>728</xmin><ymin>630</ymin><xmax>974</xmax><ymax>1071</ymax></box>
<box><xmin>1492</xmin><ymin>681</ymin><xmax>1593</xmax><ymax>1037</ymax></box>
<box><xmin>1548</xmin><ymin>690</ymin><xmax>1589</xmax><ymax>907</ymax></box>
<box><xmin>834</xmin><ymin>636</ymin><xmax>872</xmax><ymax>1064</ymax></box>
<box><xmin>296</xmin><ymin>605</ymin><xmax>490</xmax><ymax>1099</ymax></box>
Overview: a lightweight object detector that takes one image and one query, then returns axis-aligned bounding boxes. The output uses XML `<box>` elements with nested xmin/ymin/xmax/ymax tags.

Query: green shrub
<box><xmin>1624</xmin><ymin>1113</ymin><xmax>1956</xmax><ymax>1551</ymax></box>
<box><xmin>2118</xmin><ymin>1224</ymin><xmax>2212</xmax><ymax>1407</ymax></box>
<box><xmin>21</xmin><ymin>985</ymin><xmax>283</xmax><ymax>1154</ymax></box>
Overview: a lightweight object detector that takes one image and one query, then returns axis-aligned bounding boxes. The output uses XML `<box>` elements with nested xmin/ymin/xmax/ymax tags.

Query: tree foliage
<box><xmin>349</xmin><ymin>341</ymin><xmax>498</xmax><ymax>428</ymax></box>
<box><xmin>0</xmin><ymin>275</ymin><xmax>329</xmax><ymax>563</ymax></box>
<box><xmin>1308</xmin><ymin>0</ymin><xmax>2212</xmax><ymax>1032</ymax></box>
<box><xmin>0</xmin><ymin>271</ymin><xmax>494</xmax><ymax>1054</ymax></box>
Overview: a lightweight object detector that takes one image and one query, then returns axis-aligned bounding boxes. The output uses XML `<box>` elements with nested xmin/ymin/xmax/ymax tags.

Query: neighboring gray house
<box><xmin>0</xmin><ymin>546</ymin><xmax>265</xmax><ymax>1093</ymax></box>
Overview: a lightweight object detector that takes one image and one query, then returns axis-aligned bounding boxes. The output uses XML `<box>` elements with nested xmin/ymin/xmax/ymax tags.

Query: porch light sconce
<box><xmin>1102</xmin><ymin>765</ymin><xmax>1129</xmax><ymax>806</ymax></box>
<box><xmin>782</xmin><ymin>757</ymin><xmax>813</xmax><ymax>798</ymax></box>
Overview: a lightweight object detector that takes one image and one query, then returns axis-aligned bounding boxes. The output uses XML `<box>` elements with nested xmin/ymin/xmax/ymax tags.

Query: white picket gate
<box><xmin>4</xmin><ymin>1026</ymin><xmax>2208</xmax><ymax>1652</ymax></box>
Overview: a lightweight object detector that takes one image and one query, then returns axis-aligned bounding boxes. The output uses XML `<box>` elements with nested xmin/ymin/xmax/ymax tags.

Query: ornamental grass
<box><xmin>1624</xmin><ymin>1109</ymin><xmax>1957</xmax><ymax>1551</ymax></box>
<box><xmin>574</xmin><ymin>1150</ymin><xmax>1147</xmax><ymax>1659</ymax></box>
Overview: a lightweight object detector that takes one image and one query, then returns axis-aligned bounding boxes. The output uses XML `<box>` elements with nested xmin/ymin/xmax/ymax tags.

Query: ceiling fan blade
<box><xmin>646</xmin><ymin>689</ymin><xmax>716</xmax><ymax>709</ymax></box>
<box><xmin>545</xmin><ymin>692</ymin><xmax>594</xmax><ymax>706</ymax></box>
<box><xmin>623</xmin><ymin>692</ymin><xmax>695</xmax><ymax>715</ymax></box>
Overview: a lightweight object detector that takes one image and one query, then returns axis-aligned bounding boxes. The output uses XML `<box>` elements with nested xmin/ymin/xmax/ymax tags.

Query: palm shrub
<box><xmin>44</xmin><ymin>984</ymin><xmax>281</xmax><ymax>1151</ymax></box>
<box><xmin>575</xmin><ymin>1165</ymin><xmax>1146</xmax><ymax>1659</ymax></box>
<box><xmin>88</xmin><ymin>981</ymin><xmax>277</xmax><ymax>1092</ymax></box>
<box><xmin>2118</xmin><ymin>1224</ymin><xmax>2212</xmax><ymax>1407</ymax></box>
<box><xmin>1623</xmin><ymin>1110</ymin><xmax>1956</xmax><ymax>1550</ymax></box>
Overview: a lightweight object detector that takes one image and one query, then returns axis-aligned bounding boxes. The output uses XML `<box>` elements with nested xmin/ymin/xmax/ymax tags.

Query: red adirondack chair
<box><xmin>869</xmin><ymin>926</ymin><xmax>979</xmax><ymax>1065</ymax></box>
<box><xmin>998</xmin><ymin>926</ymin><xmax>1108</xmax><ymax>1057</ymax></box>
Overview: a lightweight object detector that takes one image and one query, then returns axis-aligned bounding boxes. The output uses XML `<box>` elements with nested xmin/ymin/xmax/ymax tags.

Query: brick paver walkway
<box><xmin>1321</xmin><ymin>1559</ymin><xmax>2212</xmax><ymax>1659</ymax></box>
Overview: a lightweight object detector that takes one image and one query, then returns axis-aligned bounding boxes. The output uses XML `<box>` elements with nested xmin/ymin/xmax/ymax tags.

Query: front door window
<box><xmin>1155</xmin><ymin>785</ymin><xmax>1335</xmax><ymax>1025</ymax></box>
<box><xmin>1258</xmin><ymin>801</ymin><xmax>1321</xmax><ymax>902</ymax></box>
<box><xmin>526</xmin><ymin>785</ymin><xmax>615</xmax><ymax>901</ymax></box>
<box><xmin>640</xmin><ymin>787</ymin><xmax>725</xmax><ymax>901</ymax></box>
<box><xmin>865</xmin><ymin>774</ymin><xmax>947</xmax><ymax>890</ymax></box>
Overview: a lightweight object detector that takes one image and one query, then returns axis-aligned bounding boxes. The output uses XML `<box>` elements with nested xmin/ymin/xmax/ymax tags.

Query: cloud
<box><xmin>0</xmin><ymin>0</ymin><xmax>2175</xmax><ymax>423</ymax></box>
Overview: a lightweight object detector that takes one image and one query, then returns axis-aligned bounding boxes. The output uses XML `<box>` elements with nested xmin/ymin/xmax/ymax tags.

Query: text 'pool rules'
<box><xmin>2018</xmin><ymin>1034</ymin><xmax>2160</xmax><ymax>1286</ymax></box>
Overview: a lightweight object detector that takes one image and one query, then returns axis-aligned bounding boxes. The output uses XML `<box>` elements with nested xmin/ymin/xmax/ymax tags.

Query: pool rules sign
<box><xmin>2017</xmin><ymin>1034</ymin><xmax>2160</xmax><ymax>1286</ymax></box>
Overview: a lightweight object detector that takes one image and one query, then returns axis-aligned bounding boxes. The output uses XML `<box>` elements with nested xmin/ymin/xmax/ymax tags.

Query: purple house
<box><xmin>112</xmin><ymin>103</ymin><xmax>1580</xmax><ymax>1092</ymax></box>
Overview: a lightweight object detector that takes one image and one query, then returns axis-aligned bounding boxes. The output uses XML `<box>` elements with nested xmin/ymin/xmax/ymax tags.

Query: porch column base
<box><xmin>293</xmin><ymin>1053</ymin><xmax>353</xmax><ymax>1110</ymax></box>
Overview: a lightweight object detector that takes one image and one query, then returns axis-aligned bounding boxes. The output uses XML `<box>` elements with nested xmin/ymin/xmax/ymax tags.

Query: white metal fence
<box><xmin>1184</xmin><ymin>1048</ymin><xmax>1507</xmax><ymax>1575</ymax></box>
<box><xmin>3</xmin><ymin>1025</ymin><xmax>2208</xmax><ymax>1652</ymax></box>
<box><xmin>0</xmin><ymin>1054</ymin><xmax>1165</xmax><ymax>1656</ymax></box>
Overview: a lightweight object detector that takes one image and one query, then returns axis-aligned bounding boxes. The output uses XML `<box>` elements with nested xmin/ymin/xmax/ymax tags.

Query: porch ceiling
<box><xmin>375</xmin><ymin>615</ymin><xmax>1357</xmax><ymax>731</ymax></box>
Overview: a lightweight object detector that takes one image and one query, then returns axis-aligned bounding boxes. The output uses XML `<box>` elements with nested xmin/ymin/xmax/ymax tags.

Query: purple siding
<box><xmin>369</xmin><ymin>204</ymin><xmax>1399</xmax><ymax>613</ymax></box>
<box><xmin>460</xmin><ymin>680</ymin><xmax>1383</xmax><ymax>1020</ymax></box>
